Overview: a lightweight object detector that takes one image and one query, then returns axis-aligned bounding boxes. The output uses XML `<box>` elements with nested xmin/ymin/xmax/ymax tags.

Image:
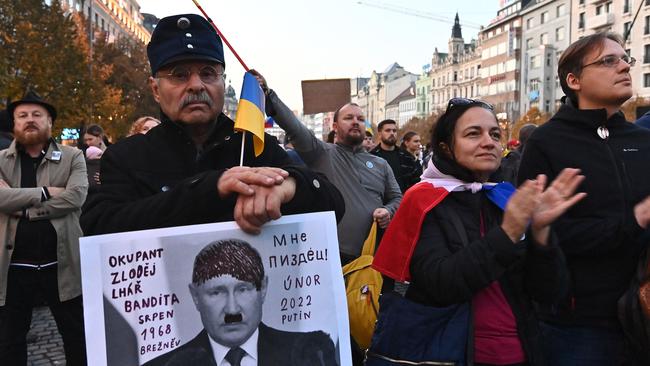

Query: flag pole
<box><xmin>190</xmin><ymin>0</ymin><xmax>249</xmax><ymax>72</ymax></box>
<box><xmin>240</xmin><ymin>132</ymin><xmax>246</xmax><ymax>166</ymax></box>
<box><xmin>191</xmin><ymin>0</ymin><xmax>252</xmax><ymax>167</ymax></box>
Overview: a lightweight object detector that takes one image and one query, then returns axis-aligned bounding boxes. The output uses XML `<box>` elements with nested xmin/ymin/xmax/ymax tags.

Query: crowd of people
<box><xmin>0</xmin><ymin>11</ymin><xmax>649</xmax><ymax>366</ymax></box>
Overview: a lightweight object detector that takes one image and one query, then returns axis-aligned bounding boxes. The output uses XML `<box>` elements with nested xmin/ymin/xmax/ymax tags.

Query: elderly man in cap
<box><xmin>81</xmin><ymin>14</ymin><xmax>343</xmax><ymax>236</ymax></box>
<box><xmin>0</xmin><ymin>91</ymin><xmax>88</xmax><ymax>365</ymax></box>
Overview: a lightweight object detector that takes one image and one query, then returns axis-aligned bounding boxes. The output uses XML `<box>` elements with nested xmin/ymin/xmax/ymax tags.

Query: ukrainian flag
<box><xmin>234</xmin><ymin>71</ymin><xmax>265</xmax><ymax>156</ymax></box>
<box><xmin>365</xmin><ymin>119</ymin><xmax>373</xmax><ymax>134</ymax></box>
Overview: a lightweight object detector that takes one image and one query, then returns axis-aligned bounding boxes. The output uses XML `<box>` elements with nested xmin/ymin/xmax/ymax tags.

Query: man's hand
<box><xmin>217</xmin><ymin>166</ymin><xmax>288</xmax><ymax>199</ymax></box>
<box><xmin>373</xmin><ymin>208</ymin><xmax>391</xmax><ymax>229</ymax></box>
<box><xmin>0</xmin><ymin>179</ymin><xmax>9</xmax><ymax>188</ymax></box>
<box><xmin>634</xmin><ymin>195</ymin><xmax>650</xmax><ymax>229</ymax></box>
<box><xmin>233</xmin><ymin>177</ymin><xmax>296</xmax><ymax>234</ymax></box>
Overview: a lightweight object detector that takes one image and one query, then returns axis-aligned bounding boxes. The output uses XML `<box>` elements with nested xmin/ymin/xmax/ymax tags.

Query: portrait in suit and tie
<box><xmin>143</xmin><ymin>238</ymin><xmax>337</xmax><ymax>366</ymax></box>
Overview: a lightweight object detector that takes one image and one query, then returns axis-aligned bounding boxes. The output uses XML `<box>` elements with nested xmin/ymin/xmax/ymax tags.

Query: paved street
<box><xmin>26</xmin><ymin>307</ymin><xmax>66</xmax><ymax>366</ymax></box>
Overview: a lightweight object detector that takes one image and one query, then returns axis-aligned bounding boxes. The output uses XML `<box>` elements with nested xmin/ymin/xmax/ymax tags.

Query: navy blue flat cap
<box><xmin>147</xmin><ymin>14</ymin><xmax>225</xmax><ymax>75</ymax></box>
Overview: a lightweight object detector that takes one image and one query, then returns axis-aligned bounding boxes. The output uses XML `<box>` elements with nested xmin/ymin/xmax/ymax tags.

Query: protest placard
<box><xmin>80</xmin><ymin>212</ymin><xmax>349</xmax><ymax>366</ymax></box>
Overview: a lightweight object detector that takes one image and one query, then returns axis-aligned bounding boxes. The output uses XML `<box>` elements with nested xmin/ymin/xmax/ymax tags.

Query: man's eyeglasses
<box><xmin>582</xmin><ymin>54</ymin><xmax>636</xmax><ymax>69</ymax></box>
<box><xmin>446</xmin><ymin>97</ymin><xmax>494</xmax><ymax>112</ymax></box>
<box><xmin>157</xmin><ymin>65</ymin><xmax>224</xmax><ymax>85</ymax></box>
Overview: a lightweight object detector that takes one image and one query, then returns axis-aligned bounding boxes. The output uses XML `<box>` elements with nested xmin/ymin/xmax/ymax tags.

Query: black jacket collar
<box><xmin>554</xmin><ymin>97</ymin><xmax>628</xmax><ymax>130</ymax></box>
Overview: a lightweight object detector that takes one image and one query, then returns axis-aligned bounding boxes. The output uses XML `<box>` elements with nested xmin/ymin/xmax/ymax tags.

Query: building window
<box><xmin>579</xmin><ymin>0</ymin><xmax>584</xmax><ymax>4</ymax></box>
<box><xmin>540</xmin><ymin>33</ymin><xmax>549</xmax><ymax>45</ymax></box>
<box><xmin>645</xmin><ymin>74</ymin><xmax>650</xmax><ymax>87</ymax></box>
<box><xmin>645</xmin><ymin>16</ymin><xmax>650</xmax><ymax>34</ymax></box>
<box><xmin>527</xmin><ymin>18</ymin><xmax>534</xmax><ymax>29</ymax></box>
<box><xmin>540</xmin><ymin>12</ymin><xmax>549</xmax><ymax>24</ymax></box>
<box><xmin>579</xmin><ymin>12</ymin><xmax>585</xmax><ymax>29</ymax></box>
<box><xmin>606</xmin><ymin>2</ymin><xmax>612</xmax><ymax>13</ymax></box>
<box><xmin>645</xmin><ymin>44</ymin><xmax>650</xmax><ymax>63</ymax></box>
<box><xmin>625</xmin><ymin>22</ymin><xmax>632</xmax><ymax>38</ymax></box>
<box><xmin>557</xmin><ymin>4</ymin><xmax>566</xmax><ymax>17</ymax></box>
<box><xmin>526</xmin><ymin>38</ymin><xmax>533</xmax><ymax>49</ymax></box>
<box><xmin>531</xmin><ymin>55</ymin><xmax>541</xmax><ymax>69</ymax></box>
<box><xmin>530</xmin><ymin>78</ymin><xmax>540</xmax><ymax>91</ymax></box>
<box><xmin>596</xmin><ymin>5</ymin><xmax>603</xmax><ymax>15</ymax></box>
<box><xmin>556</xmin><ymin>27</ymin><xmax>565</xmax><ymax>41</ymax></box>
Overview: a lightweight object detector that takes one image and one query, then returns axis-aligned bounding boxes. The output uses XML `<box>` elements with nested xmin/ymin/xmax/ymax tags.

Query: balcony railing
<box><xmin>589</xmin><ymin>13</ymin><xmax>615</xmax><ymax>30</ymax></box>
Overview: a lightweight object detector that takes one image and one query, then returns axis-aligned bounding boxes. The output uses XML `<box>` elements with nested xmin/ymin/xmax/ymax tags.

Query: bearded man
<box><xmin>0</xmin><ymin>91</ymin><xmax>89</xmax><ymax>365</ymax></box>
<box><xmin>370</xmin><ymin>119</ymin><xmax>421</xmax><ymax>193</ymax></box>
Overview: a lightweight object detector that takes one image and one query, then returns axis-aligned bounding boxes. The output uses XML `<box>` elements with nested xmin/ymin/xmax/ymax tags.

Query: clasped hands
<box><xmin>217</xmin><ymin>166</ymin><xmax>296</xmax><ymax>234</ymax></box>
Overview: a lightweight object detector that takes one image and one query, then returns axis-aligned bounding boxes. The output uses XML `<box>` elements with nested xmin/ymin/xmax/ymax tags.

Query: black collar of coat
<box><xmin>555</xmin><ymin>96</ymin><xmax>628</xmax><ymax>130</ymax></box>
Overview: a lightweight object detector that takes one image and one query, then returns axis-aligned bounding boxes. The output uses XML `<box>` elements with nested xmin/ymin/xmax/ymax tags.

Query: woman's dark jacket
<box><xmin>81</xmin><ymin>113</ymin><xmax>345</xmax><ymax>235</ymax></box>
<box><xmin>406</xmin><ymin>189</ymin><xmax>568</xmax><ymax>366</ymax></box>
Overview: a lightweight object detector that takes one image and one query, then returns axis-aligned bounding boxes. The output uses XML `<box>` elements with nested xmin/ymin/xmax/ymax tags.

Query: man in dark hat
<box><xmin>80</xmin><ymin>14</ymin><xmax>343</xmax><ymax>236</ymax></box>
<box><xmin>0</xmin><ymin>91</ymin><xmax>88</xmax><ymax>365</ymax></box>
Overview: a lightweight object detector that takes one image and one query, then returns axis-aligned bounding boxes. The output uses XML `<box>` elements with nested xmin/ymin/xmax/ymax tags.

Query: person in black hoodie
<box><xmin>518</xmin><ymin>32</ymin><xmax>650</xmax><ymax>366</ymax></box>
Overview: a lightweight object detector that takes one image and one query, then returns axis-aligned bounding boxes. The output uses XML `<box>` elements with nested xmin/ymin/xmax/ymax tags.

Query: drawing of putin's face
<box><xmin>190</xmin><ymin>274</ymin><xmax>267</xmax><ymax>347</ymax></box>
<box><xmin>189</xmin><ymin>239</ymin><xmax>267</xmax><ymax>348</ymax></box>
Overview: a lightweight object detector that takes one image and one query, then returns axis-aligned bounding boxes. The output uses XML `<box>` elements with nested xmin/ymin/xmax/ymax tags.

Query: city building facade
<box><xmin>397</xmin><ymin>85</ymin><xmax>417</xmax><ymax>127</ymax></box>
<box><xmin>429</xmin><ymin>14</ymin><xmax>482</xmax><ymax>112</ymax></box>
<box><xmin>415</xmin><ymin>67</ymin><xmax>433</xmax><ymax>119</ymax></box>
<box><xmin>353</xmin><ymin>63</ymin><xmax>417</xmax><ymax>125</ymax></box>
<box><xmin>519</xmin><ymin>0</ymin><xmax>571</xmax><ymax>114</ymax></box>
<box><xmin>62</xmin><ymin>0</ymin><xmax>151</xmax><ymax>44</ymax></box>
<box><xmin>479</xmin><ymin>0</ymin><xmax>529</xmax><ymax>123</ymax></box>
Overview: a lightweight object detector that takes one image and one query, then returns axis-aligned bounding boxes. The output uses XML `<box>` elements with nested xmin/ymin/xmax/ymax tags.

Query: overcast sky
<box><xmin>138</xmin><ymin>0</ymin><xmax>501</xmax><ymax>111</ymax></box>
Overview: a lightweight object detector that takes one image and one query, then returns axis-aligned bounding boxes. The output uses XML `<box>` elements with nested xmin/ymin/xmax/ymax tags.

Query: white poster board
<box><xmin>80</xmin><ymin>212</ymin><xmax>350</xmax><ymax>366</ymax></box>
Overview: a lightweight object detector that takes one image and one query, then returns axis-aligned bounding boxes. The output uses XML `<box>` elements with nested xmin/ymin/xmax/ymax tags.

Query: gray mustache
<box><xmin>180</xmin><ymin>92</ymin><xmax>214</xmax><ymax>109</ymax></box>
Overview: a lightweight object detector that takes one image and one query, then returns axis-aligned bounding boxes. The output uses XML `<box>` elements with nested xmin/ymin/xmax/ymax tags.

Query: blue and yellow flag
<box><xmin>234</xmin><ymin>71</ymin><xmax>265</xmax><ymax>156</ymax></box>
<box><xmin>365</xmin><ymin>119</ymin><xmax>373</xmax><ymax>134</ymax></box>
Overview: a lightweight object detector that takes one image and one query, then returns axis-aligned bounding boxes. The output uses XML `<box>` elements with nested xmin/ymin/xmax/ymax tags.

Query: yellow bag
<box><xmin>342</xmin><ymin>221</ymin><xmax>383</xmax><ymax>350</ymax></box>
